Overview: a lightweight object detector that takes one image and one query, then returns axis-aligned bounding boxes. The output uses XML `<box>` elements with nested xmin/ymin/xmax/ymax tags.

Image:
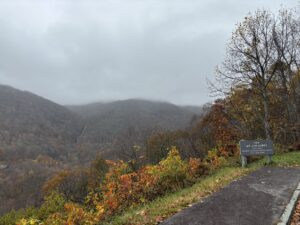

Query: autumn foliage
<box><xmin>8</xmin><ymin>147</ymin><xmax>226</xmax><ymax>225</ymax></box>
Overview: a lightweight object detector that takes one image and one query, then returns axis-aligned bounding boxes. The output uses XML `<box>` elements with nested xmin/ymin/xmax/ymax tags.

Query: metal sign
<box><xmin>240</xmin><ymin>140</ymin><xmax>273</xmax><ymax>156</ymax></box>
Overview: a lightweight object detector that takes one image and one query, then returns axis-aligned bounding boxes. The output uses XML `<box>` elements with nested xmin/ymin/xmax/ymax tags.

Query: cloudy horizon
<box><xmin>0</xmin><ymin>0</ymin><xmax>299</xmax><ymax>106</ymax></box>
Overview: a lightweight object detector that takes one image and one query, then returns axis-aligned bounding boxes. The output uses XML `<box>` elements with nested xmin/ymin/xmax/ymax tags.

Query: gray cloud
<box><xmin>0</xmin><ymin>0</ymin><xmax>298</xmax><ymax>105</ymax></box>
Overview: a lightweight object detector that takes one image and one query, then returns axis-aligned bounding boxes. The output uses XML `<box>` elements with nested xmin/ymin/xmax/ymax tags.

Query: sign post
<box><xmin>239</xmin><ymin>140</ymin><xmax>274</xmax><ymax>167</ymax></box>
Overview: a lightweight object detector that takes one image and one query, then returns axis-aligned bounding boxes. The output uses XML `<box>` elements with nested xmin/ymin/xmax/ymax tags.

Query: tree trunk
<box><xmin>288</xmin><ymin>71</ymin><xmax>300</xmax><ymax>141</ymax></box>
<box><xmin>262</xmin><ymin>90</ymin><xmax>272</xmax><ymax>140</ymax></box>
<box><xmin>281</xmin><ymin>73</ymin><xmax>292</xmax><ymax>120</ymax></box>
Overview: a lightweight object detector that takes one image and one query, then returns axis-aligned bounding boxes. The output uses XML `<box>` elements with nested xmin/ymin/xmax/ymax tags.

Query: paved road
<box><xmin>162</xmin><ymin>167</ymin><xmax>300</xmax><ymax>225</ymax></box>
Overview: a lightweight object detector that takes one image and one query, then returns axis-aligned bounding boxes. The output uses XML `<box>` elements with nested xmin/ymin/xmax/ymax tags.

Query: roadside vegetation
<box><xmin>103</xmin><ymin>151</ymin><xmax>300</xmax><ymax>225</ymax></box>
<box><xmin>0</xmin><ymin>149</ymin><xmax>299</xmax><ymax>225</ymax></box>
<box><xmin>290</xmin><ymin>196</ymin><xmax>300</xmax><ymax>225</ymax></box>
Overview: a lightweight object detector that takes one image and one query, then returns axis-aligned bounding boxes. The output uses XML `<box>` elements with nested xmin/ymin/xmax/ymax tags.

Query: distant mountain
<box><xmin>68</xmin><ymin>99</ymin><xmax>203</xmax><ymax>160</ymax></box>
<box><xmin>0</xmin><ymin>84</ymin><xmax>84</xmax><ymax>162</ymax></box>
<box><xmin>0</xmin><ymin>85</ymin><xmax>203</xmax><ymax>163</ymax></box>
<box><xmin>181</xmin><ymin>105</ymin><xmax>207</xmax><ymax>115</ymax></box>
<box><xmin>0</xmin><ymin>85</ymin><xmax>83</xmax><ymax>215</ymax></box>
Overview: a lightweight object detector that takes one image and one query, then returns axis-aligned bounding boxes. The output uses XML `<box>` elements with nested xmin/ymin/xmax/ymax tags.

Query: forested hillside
<box><xmin>0</xmin><ymin>85</ymin><xmax>84</xmax><ymax>215</ymax></box>
<box><xmin>0</xmin><ymin>85</ymin><xmax>202</xmax><ymax>215</ymax></box>
<box><xmin>68</xmin><ymin>99</ymin><xmax>204</xmax><ymax>161</ymax></box>
<box><xmin>0</xmin><ymin>85</ymin><xmax>84</xmax><ymax>161</ymax></box>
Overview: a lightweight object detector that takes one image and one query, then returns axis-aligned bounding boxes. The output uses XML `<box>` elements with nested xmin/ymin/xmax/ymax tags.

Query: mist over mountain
<box><xmin>0</xmin><ymin>84</ymin><xmax>204</xmax><ymax>162</ymax></box>
<box><xmin>0</xmin><ymin>85</ymin><xmax>84</xmax><ymax>161</ymax></box>
<box><xmin>68</xmin><ymin>99</ymin><xmax>204</xmax><ymax>161</ymax></box>
<box><xmin>0</xmin><ymin>85</ymin><xmax>85</xmax><ymax>214</ymax></box>
<box><xmin>0</xmin><ymin>84</ymin><xmax>204</xmax><ymax>215</ymax></box>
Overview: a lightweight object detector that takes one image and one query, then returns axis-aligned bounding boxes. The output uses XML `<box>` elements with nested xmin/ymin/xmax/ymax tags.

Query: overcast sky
<box><xmin>0</xmin><ymin>0</ymin><xmax>298</xmax><ymax>106</ymax></box>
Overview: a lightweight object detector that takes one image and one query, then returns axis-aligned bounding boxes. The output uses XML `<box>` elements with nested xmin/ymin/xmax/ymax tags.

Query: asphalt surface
<box><xmin>161</xmin><ymin>167</ymin><xmax>300</xmax><ymax>225</ymax></box>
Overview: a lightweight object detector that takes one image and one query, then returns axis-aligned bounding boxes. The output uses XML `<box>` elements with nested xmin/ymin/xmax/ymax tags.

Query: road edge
<box><xmin>277</xmin><ymin>182</ymin><xmax>300</xmax><ymax>225</ymax></box>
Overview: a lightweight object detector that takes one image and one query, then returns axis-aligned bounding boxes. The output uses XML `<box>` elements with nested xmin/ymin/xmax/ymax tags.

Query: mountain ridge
<box><xmin>0</xmin><ymin>84</ymin><xmax>205</xmax><ymax>215</ymax></box>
